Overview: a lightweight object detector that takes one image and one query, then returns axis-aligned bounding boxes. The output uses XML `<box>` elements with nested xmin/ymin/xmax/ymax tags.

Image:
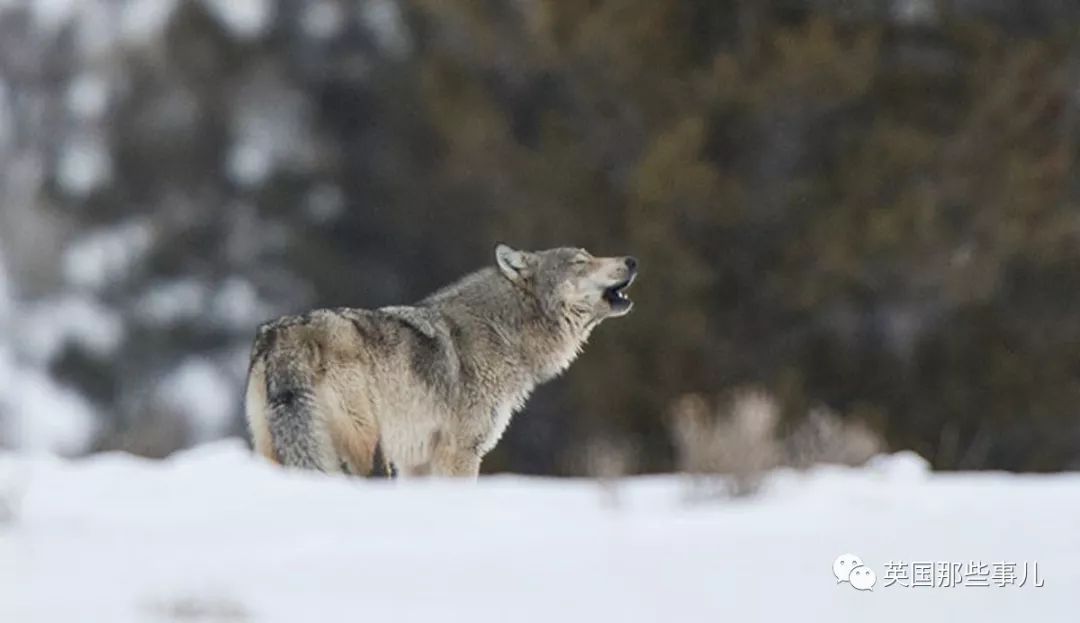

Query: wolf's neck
<box><xmin>425</xmin><ymin>267</ymin><xmax>587</xmax><ymax>382</ymax></box>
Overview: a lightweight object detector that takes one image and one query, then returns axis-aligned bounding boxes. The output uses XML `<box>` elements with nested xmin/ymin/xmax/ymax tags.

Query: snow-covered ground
<box><xmin>1</xmin><ymin>441</ymin><xmax>1076</xmax><ymax>623</ymax></box>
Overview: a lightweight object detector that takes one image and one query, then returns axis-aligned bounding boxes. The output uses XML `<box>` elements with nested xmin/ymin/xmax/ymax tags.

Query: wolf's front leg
<box><xmin>429</xmin><ymin>442</ymin><xmax>482</xmax><ymax>478</ymax></box>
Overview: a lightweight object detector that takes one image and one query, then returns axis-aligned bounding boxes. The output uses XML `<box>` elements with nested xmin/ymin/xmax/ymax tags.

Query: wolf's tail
<box><xmin>264</xmin><ymin>347</ymin><xmax>335</xmax><ymax>471</ymax></box>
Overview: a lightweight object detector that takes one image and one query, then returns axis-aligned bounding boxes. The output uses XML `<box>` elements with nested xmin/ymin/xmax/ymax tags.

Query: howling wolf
<box><xmin>245</xmin><ymin>244</ymin><xmax>637</xmax><ymax>478</ymax></box>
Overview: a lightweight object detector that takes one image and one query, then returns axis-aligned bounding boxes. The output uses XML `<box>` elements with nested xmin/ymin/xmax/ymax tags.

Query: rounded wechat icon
<box><xmin>850</xmin><ymin>566</ymin><xmax>877</xmax><ymax>591</ymax></box>
<box><xmin>833</xmin><ymin>553</ymin><xmax>876</xmax><ymax>591</ymax></box>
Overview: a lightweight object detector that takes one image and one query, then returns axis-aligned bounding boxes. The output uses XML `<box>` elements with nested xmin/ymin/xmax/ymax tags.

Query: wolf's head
<box><xmin>494</xmin><ymin>244</ymin><xmax>638</xmax><ymax>328</ymax></box>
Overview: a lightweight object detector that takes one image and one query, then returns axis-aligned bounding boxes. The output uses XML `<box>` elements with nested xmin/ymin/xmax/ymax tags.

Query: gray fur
<box><xmin>244</xmin><ymin>245</ymin><xmax>638</xmax><ymax>478</ymax></box>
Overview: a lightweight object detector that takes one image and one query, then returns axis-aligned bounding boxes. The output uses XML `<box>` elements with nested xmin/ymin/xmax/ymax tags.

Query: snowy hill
<box><xmin>1</xmin><ymin>441</ymin><xmax>1076</xmax><ymax>622</ymax></box>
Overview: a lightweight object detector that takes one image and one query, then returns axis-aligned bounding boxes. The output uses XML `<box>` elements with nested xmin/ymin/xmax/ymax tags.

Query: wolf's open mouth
<box><xmin>602</xmin><ymin>278</ymin><xmax>633</xmax><ymax>308</ymax></box>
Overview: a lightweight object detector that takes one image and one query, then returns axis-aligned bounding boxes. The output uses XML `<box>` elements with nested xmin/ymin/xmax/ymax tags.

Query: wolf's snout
<box><xmin>601</xmin><ymin>255</ymin><xmax>636</xmax><ymax>315</ymax></box>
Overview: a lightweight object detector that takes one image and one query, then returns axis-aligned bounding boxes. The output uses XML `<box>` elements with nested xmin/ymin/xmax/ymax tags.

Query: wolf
<box><xmin>245</xmin><ymin>244</ymin><xmax>637</xmax><ymax>478</ymax></box>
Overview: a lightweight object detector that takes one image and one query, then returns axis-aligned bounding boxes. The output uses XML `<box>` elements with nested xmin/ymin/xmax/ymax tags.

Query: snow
<box><xmin>302</xmin><ymin>1</ymin><xmax>345</xmax><ymax>39</ymax></box>
<box><xmin>892</xmin><ymin>0</ymin><xmax>939</xmax><ymax>25</ymax></box>
<box><xmin>26</xmin><ymin>0</ymin><xmax>115</xmax><ymax>56</ymax></box>
<box><xmin>200</xmin><ymin>0</ymin><xmax>272</xmax><ymax>39</ymax></box>
<box><xmin>226</xmin><ymin>142</ymin><xmax>272</xmax><ymax>187</ymax></box>
<box><xmin>358</xmin><ymin>0</ymin><xmax>412</xmax><ymax>60</ymax></box>
<box><xmin>9</xmin><ymin>0</ymin><xmax>174</xmax><ymax>56</ymax></box>
<box><xmin>26</xmin><ymin>0</ymin><xmax>78</xmax><ymax>33</ymax></box>
<box><xmin>62</xmin><ymin>220</ymin><xmax>154</xmax><ymax>291</ymax></box>
<box><xmin>136</xmin><ymin>278</ymin><xmax>208</xmax><ymax>325</ymax></box>
<box><xmin>0</xmin><ymin>247</ymin><xmax>10</xmax><ymax>324</ymax></box>
<box><xmin>118</xmin><ymin>0</ymin><xmax>178</xmax><ymax>45</ymax></box>
<box><xmin>0</xmin><ymin>366</ymin><xmax>96</xmax><ymax>453</ymax></box>
<box><xmin>0</xmin><ymin>80</ymin><xmax>11</xmax><ymax>150</ymax></box>
<box><xmin>66</xmin><ymin>73</ymin><xmax>110</xmax><ymax>120</ymax></box>
<box><xmin>135</xmin><ymin>277</ymin><xmax>267</xmax><ymax>329</ymax></box>
<box><xmin>156</xmin><ymin>358</ymin><xmax>235</xmax><ymax>441</ymax></box>
<box><xmin>227</xmin><ymin>75</ymin><xmax>314</xmax><ymax>188</ymax></box>
<box><xmin>0</xmin><ymin>249</ymin><xmax>97</xmax><ymax>455</ymax></box>
<box><xmin>56</xmin><ymin>134</ymin><xmax>111</xmax><ymax>196</ymax></box>
<box><xmin>303</xmin><ymin>183</ymin><xmax>345</xmax><ymax>223</ymax></box>
<box><xmin>1</xmin><ymin>442</ymin><xmax>1076</xmax><ymax>622</ymax></box>
<box><xmin>17</xmin><ymin>294</ymin><xmax>124</xmax><ymax>364</ymax></box>
<box><xmin>210</xmin><ymin>276</ymin><xmax>267</xmax><ymax>330</ymax></box>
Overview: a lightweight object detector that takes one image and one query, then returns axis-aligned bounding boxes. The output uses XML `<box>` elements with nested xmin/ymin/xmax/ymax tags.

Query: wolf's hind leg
<box><xmin>327</xmin><ymin>402</ymin><xmax>379</xmax><ymax>476</ymax></box>
<box><xmin>245</xmin><ymin>361</ymin><xmax>277</xmax><ymax>463</ymax></box>
<box><xmin>265</xmin><ymin>371</ymin><xmax>338</xmax><ymax>472</ymax></box>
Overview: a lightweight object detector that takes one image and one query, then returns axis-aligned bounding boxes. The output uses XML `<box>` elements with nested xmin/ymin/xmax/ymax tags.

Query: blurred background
<box><xmin>0</xmin><ymin>0</ymin><xmax>1077</xmax><ymax>476</ymax></box>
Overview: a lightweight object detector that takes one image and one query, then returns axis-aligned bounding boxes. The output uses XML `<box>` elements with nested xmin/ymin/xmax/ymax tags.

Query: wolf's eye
<box><xmin>572</xmin><ymin>253</ymin><xmax>590</xmax><ymax>265</ymax></box>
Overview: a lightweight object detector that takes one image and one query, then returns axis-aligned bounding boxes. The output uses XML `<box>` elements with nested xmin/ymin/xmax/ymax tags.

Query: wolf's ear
<box><xmin>495</xmin><ymin>243</ymin><xmax>533</xmax><ymax>281</ymax></box>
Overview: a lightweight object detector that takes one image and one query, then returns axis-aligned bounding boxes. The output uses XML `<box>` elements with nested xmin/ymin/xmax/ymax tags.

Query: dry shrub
<box><xmin>570</xmin><ymin>435</ymin><xmax>639</xmax><ymax>507</ymax></box>
<box><xmin>92</xmin><ymin>403</ymin><xmax>194</xmax><ymax>459</ymax></box>
<box><xmin>785</xmin><ymin>407</ymin><xmax>884</xmax><ymax>469</ymax></box>
<box><xmin>669</xmin><ymin>390</ymin><xmax>781</xmax><ymax>497</ymax></box>
<box><xmin>144</xmin><ymin>594</ymin><xmax>250</xmax><ymax>622</ymax></box>
<box><xmin>576</xmin><ymin>436</ymin><xmax>638</xmax><ymax>481</ymax></box>
<box><xmin>669</xmin><ymin>389</ymin><xmax>887</xmax><ymax>498</ymax></box>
